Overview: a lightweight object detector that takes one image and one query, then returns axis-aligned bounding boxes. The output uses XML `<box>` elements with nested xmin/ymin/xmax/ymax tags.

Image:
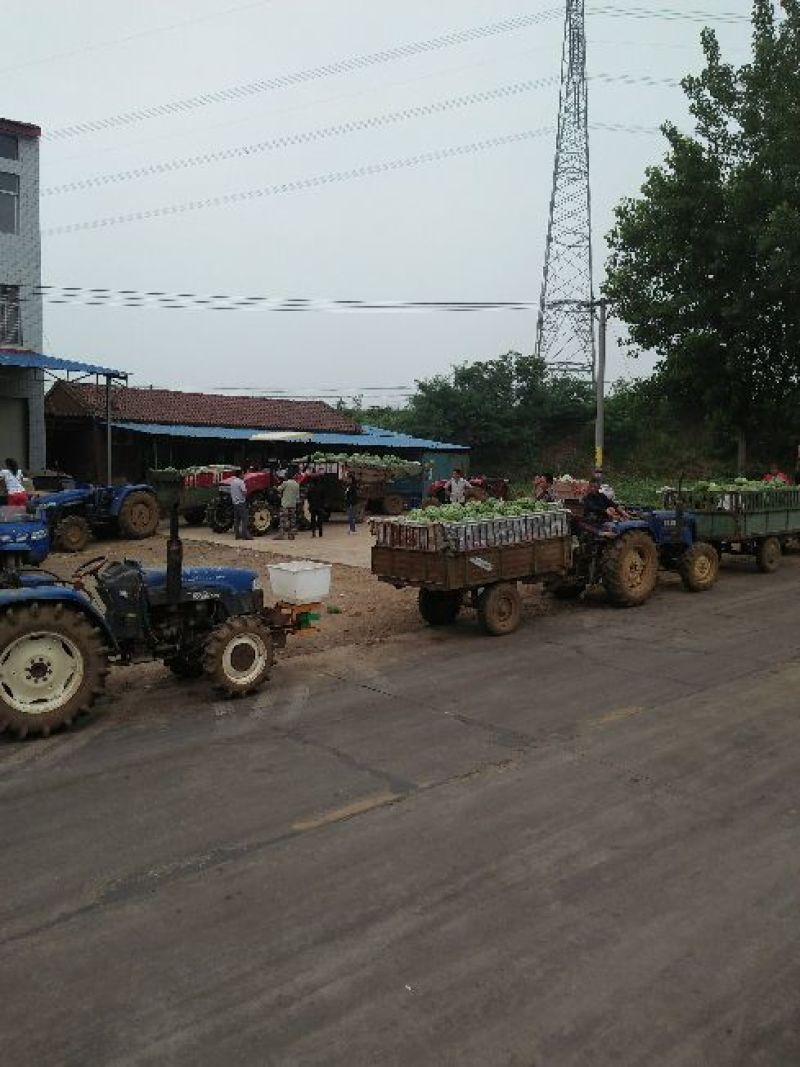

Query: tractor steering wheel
<box><xmin>72</xmin><ymin>555</ymin><xmax>109</xmax><ymax>579</ymax></box>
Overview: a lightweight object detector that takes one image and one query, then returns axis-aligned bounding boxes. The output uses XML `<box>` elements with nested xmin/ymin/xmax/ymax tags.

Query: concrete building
<box><xmin>0</xmin><ymin>116</ymin><xmax>43</xmax><ymax>469</ymax></box>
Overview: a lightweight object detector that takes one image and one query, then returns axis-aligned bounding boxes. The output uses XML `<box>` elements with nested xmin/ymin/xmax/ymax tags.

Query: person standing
<box><xmin>344</xmin><ymin>471</ymin><xmax>359</xmax><ymax>533</ymax></box>
<box><xmin>445</xmin><ymin>468</ymin><xmax>471</xmax><ymax>505</ymax></box>
<box><xmin>306</xmin><ymin>476</ymin><xmax>326</xmax><ymax>538</ymax></box>
<box><xmin>1</xmin><ymin>458</ymin><xmax>27</xmax><ymax>507</ymax></box>
<box><xmin>229</xmin><ymin>469</ymin><xmax>251</xmax><ymax>540</ymax></box>
<box><xmin>276</xmin><ymin>467</ymin><xmax>300</xmax><ymax>540</ymax></box>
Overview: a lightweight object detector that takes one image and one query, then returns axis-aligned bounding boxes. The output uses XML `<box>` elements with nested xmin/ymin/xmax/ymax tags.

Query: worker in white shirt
<box><xmin>1</xmin><ymin>458</ymin><xmax>27</xmax><ymax>507</ymax></box>
<box><xmin>445</xmin><ymin>468</ymin><xmax>471</xmax><ymax>505</ymax></box>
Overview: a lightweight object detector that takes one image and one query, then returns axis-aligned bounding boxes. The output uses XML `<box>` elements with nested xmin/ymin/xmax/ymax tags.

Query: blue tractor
<box><xmin>555</xmin><ymin>504</ymin><xmax>719</xmax><ymax>604</ymax></box>
<box><xmin>0</xmin><ymin>509</ymin><xmax>316</xmax><ymax>738</ymax></box>
<box><xmin>35</xmin><ymin>483</ymin><xmax>161</xmax><ymax>552</ymax></box>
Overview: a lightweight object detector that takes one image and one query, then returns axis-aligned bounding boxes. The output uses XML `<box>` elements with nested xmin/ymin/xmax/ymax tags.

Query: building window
<box><xmin>0</xmin><ymin>133</ymin><xmax>18</xmax><ymax>161</ymax></box>
<box><xmin>0</xmin><ymin>172</ymin><xmax>20</xmax><ymax>234</ymax></box>
<box><xmin>0</xmin><ymin>285</ymin><xmax>22</xmax><ymax>345</ymax></box>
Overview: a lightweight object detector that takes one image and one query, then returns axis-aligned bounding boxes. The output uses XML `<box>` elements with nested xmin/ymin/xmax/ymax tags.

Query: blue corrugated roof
<box><xmin>0</xmin><ymin>348</ymin><xmax>127</xmax><ymax>378</ymax></box>
<box><xmin>113</xmin><ymin>420</ymin><xmax>468</xmax><ymax>452</ymax></box>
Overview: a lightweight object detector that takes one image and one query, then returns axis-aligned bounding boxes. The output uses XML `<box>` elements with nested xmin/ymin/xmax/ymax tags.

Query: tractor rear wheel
<box><xmin>601</xmin><ymin>530</ymin><xmax>658</xmax><ymax>607</ymax></box>
<box><xmin>477</xmin><ymin>582</ymin><xmax>522</xmax><ymax>636</ymax></box>
<box><xmin>679</xmin><ymin>542</ymin><xmax>719</xmax><ymax>592</ymax></box>
<box><xmin>418</xmin><ymin>589</ymin><xmax>461</xmax><ymax>626</ymax></box>
<box><xmin>0</xmin><ymin>604</ymin><xmax>108</xmax><ymax>738</ymax></box>
<box><xmin>203</xmin><ymin>617</ymin><xmax>274</xmax><ymax>696</ymax></box>
<box><xmin>755</xmin><ymin>536</ymin><xmax>782</xmax><ymax>574</ymax></box>
<box><xmin>118</xmin><ymin>491</ymin><xmax>160</xmax><ymax>539</ymax></box>
<box><xmin>55</xmin><ymin>514</ymin><xmax>91</xmax><ymax>553</ymax></box>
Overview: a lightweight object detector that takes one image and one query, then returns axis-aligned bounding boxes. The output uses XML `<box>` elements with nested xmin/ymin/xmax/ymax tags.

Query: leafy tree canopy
<box><xmin>605</xmin><ymin>0</ymin><xmax>800</xmax><ymax>464</ymax></box>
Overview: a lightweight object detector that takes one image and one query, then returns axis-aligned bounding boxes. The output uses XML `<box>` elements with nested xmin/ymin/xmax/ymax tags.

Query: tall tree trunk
<box><xmin>736</xmin><ymin>428</ymin><xmax>747</xmax><ymax>474</ymax></box>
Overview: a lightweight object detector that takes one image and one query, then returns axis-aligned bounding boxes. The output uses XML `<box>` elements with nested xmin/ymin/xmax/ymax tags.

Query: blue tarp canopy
<box><xmin>0</xmin><ymin>348</ymin><xmax>127</xmax><ymax>378</ymax></box>
<box><xmin>113</xmin><ymin>421</ymin><xmax>468</xmax><ymax>452</ymax></box>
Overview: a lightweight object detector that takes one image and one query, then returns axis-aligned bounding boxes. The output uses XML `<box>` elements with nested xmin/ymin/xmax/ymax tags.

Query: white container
<box><xmin>267</xmin><ymin>561</ymin><xmax>332</xmax><ymax>604</ymax></box>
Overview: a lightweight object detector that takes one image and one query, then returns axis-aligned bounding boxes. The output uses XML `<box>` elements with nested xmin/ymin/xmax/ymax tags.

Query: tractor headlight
<box><xmin>252</xmin><ymin>577</ymin><xmax>263</xmax><ymax>592</ymax></box>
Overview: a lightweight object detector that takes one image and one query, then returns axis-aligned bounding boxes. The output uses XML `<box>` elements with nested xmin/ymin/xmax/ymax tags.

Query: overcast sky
<box><xmin>4</xmin><ymin>0</ymin><xmax>750</xmax><ymax>403</ymax></box>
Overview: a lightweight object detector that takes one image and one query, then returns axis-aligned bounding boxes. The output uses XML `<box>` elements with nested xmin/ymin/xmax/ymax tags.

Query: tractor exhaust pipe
<box><xmin>166</xmin><ymin>500</ymin><xmax>183</xmax><ymax>603</ymax></box>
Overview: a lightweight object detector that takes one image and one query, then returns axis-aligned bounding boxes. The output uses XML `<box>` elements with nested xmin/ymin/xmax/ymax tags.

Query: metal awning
<box><xmin>113</xmin><ymin>421</ymin><xmax>469</xmax><ymax>452</ymax></box>
<box><xmin>0</xmin><ymin>348</ymin><xmax>127</xmax><ymax>379</ymax></box>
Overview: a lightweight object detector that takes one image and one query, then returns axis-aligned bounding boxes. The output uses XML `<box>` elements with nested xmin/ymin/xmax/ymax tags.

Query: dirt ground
<box><xmin>42</xmin><ymin>529</ymin><xmax>562</xmax><ymax>662</ymax></box>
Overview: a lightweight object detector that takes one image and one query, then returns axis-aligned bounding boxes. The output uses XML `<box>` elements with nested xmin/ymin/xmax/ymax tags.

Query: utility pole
<box><xmin>594</xmin><ymin>298</ymin><xmax>607</xmax><ymax>473</ymax></box>
<box><xmin>536</xmin><ymin>0</ymin><xmax>595</xmax><ymax>376</ymax></box>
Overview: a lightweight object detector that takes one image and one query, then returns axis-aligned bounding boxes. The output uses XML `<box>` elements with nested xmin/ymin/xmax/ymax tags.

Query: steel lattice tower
<box><xmin>535</xmin><ymin>0</ymin><xmax>595</xmax><ymax>375</ymax></box>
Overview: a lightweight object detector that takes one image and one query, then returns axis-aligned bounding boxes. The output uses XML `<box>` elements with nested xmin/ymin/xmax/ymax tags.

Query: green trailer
<box><xmin>665</xmin><ymin>486</ymin><xmax>800</xmax><ymax>572</ymax></box>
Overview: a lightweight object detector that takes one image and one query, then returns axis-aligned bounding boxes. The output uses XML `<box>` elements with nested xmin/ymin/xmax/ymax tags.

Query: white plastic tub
<box><xmin>267</xmin><ymin>561</ymin><xmax>332</xmax><ymax>604</ymax></box>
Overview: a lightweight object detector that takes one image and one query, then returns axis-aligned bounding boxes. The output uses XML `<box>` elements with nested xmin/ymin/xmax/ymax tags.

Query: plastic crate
<box><xmin>267</xmin><ymin>561</ymin><xmax>332</xmax><ymax>604</ymax></box>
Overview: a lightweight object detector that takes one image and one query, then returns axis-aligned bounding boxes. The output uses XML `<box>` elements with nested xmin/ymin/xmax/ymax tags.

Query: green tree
<box><xmin>404</xmin><ymin>351</ymin><xmax>592</xmax><ymax>467</ymax></box>
<box><xmin>605</xmin><ymin>0</ymin><xmax>800</xmax><ymax>470</ymax></box>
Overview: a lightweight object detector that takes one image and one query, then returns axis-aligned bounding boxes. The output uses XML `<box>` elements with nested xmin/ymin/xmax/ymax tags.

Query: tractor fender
<box><xmin>0</xmin><ymin>586</ymin><xmax>118</xmax><ymax>650</ymax></box>
<box><xmin>108</xmin><ymin>484</ymin><xmax>156</xmax><ymax>517</ymax></box>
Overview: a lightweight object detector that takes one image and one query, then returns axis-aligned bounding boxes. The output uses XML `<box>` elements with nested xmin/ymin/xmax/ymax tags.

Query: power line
<box><xmin>42</xmin><ymin>119</ymin><xmax>668</xmax><ymax>237</ymax></box>
<box><xmin>45</xmin><ymin>8</ymin><xmax>562</xmax><ymax>142</ymax></box>
<box><xmin>41</xmin><ymin>77</ymin><xmax>560</xmax><ymax>197</ymax></box>
<box><xmin>0</xmin><ymin>0</ymin><xmax>288</xmax><ymax>76</ymax></box>
<box><xmin>31</xmin><ymin>286</ymin><xmax>541</xmax><ymax>312</ymax></box>
<box><xmin>43</xmin><ymin>5</ymin><xmax>748</xmax><ymax>144</ymax></box>
<box><xmin>42</xmin><ymin>126</ymin><xmax>557</xmax><ymax>236</ymax></box>
<box><xmin>40</xmin><ymin>73</ymin><xmax>672</xmax><ymax>198</ymax></box>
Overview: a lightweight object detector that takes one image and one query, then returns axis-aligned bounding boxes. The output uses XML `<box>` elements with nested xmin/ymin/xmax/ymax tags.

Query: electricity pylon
<box><xmin>535</xmin><ymin>0</ymin><xmax>595</xmax><ymax>376</ymax></box>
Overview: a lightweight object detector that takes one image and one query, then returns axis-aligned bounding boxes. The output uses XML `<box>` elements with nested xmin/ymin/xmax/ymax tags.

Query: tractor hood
<box><xmin>142</xmin><ymin>566</ymin><xmax>258</xmax><ymax>596</ymax></box>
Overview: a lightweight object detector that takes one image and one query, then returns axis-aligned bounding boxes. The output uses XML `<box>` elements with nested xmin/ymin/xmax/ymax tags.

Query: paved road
<box><xmin>2</xmin><ymin>562</ymin><xmax>800</xmax><ymax>1066</ymax></box>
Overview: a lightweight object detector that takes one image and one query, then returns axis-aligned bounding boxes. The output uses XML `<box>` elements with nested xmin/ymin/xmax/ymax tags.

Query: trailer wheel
<box><xmin>55</xmin><ymin>514</ymin><xmax>91</xmax><ymax>553</ymax></box>
<box><xmin>204</xmin><ymin>617</ymin><xmax>274</xmax><ymax>696</ymax></box>
<box><xmin>477</xmin><ymin>583</ymin><xmax>522</xmax><ymax>636</ymax></box>
<box><xmin>118</xmin><ymin>491</ymin><xmax>160</xmax><ymax>539</ymax></box>
<box><xmin>0</xmin><ymin>604</ymin><xmax>108</xmax><ymax>738</ymax></box>
<box><xmin>679</xmin><ymin>542</ymin><xmax>719</xmax><ymax>592</ymax></box>
<box><xmin>601</xmin><ymin>530</ymin><xmax>658</xmax><ymax>607</ymax></box>
<box><xmin>418</xmin><ymin>589</ymin><xmax>461</xmax><ymax>626</ymax></box>
<box><xmin>755</xmin><ymin>536</ymin><xmax>782</xmax><ymax>574</ymax></box>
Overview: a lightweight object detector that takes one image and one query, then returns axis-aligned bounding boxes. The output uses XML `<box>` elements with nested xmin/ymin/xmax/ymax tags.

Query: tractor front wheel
<box><xmin>248</xmin><ymin>498</ymin><xmax>274</xmax><ymax>536</ymax></box>
<box><xmin>601</xmin><ymin>530</ymin><xmax>658</xmax><ymax>607</ymax></box>
<box><xmin>203</xmin><ymin>617</ymin><xmax>274</xmax><ymax>696</ymax></box>
<box><xmin>55</xmin><ymin>514</ymin><xmax>91</xmax><ymax>553</ymax></box>
<box><xmin>118</xmin><ymin>491</ymin><xmax>160</xmax><ymax>539</ymax></box>
<box><xmin>477</xmin><ymin>582</ymin><xmax>522</xmax><ymax>636</ymax></box>
<box><xmin>755</xmin><ymin>536</ymin><xmax>782</xmax><ymax>574</ymax></box>
<box><xmin>679</xmin><ymin>542</ymin><xmax>719</xmax><ymax>592</ymax></box>
<box><xmin>418</xmin><ymin>589</ymin><xmax>461</xmax><ymax>627</ymax></box>
<box><xmin>0</xmin><ymin>604</ymin><xmax>108</xmax><ymax>738</ymax></box>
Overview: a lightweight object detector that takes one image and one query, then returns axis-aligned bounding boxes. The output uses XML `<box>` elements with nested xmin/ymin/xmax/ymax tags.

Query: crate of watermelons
<box><xmin>371</xmin><ymin>501</ymin><xmax>570</xmax><ymax>554</ymax></box>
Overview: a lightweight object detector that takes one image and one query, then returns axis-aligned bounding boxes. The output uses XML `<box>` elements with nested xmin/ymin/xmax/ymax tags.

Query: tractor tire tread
<box><xmin>0</xmin><ymin>604</ymin><xmax>108</xmax><ymax>738</ymax></box>
<box><xmin>203</xmin><ymin>616</ymin><xmax>274</xmax><ymax>697</ymax></box>
<box><xmin>601</xmin><ymin>530</ymin><xmax>659</xmax><ymax>607</ymax></box>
